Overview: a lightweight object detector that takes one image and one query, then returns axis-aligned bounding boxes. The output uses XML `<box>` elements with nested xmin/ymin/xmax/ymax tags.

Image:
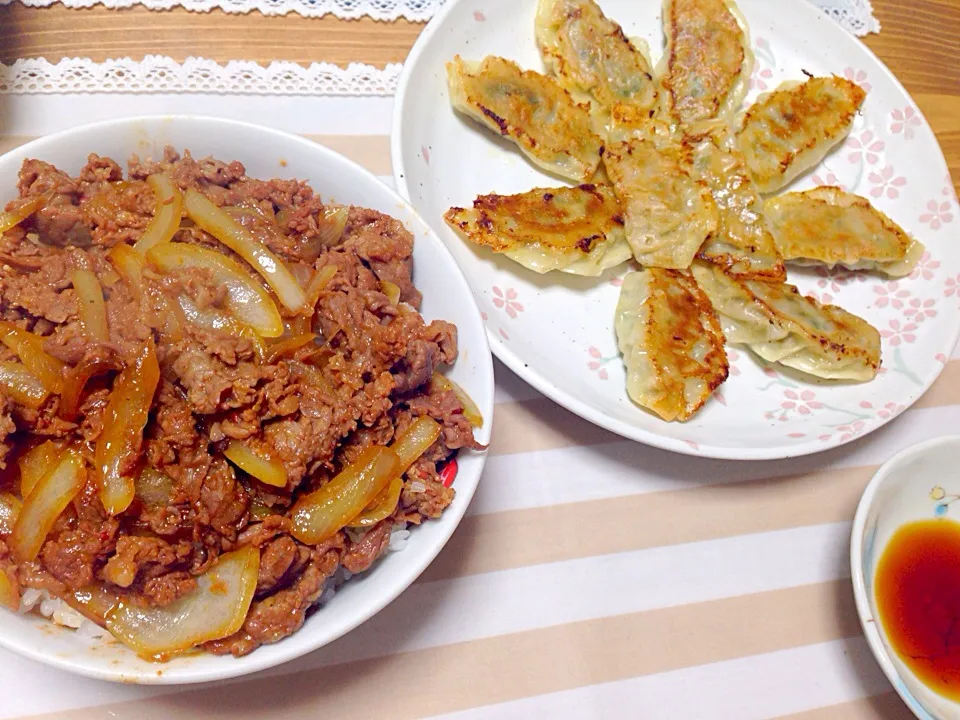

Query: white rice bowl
<box><xmin>0</xmin><ymin>116</ymin><xmax>494</xmax><ymax>684</ymax></box>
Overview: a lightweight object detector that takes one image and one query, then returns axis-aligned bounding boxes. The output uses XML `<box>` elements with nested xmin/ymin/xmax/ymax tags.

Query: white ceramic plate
<box><xmin>392</xmin><ymin>0</ymin><xmax>960</xmax><ymax>460</ymax></box>
<box><xmin>0</xmin><ymin>116</ymin><xmax>495</xmax><ymax>684</ymax></box>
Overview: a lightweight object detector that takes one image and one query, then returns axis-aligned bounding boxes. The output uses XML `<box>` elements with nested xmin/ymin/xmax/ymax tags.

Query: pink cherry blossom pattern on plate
<box><xmin>421</xmin><ymin>146</ymin><xmax>430</xmax><ymax>165</ymax></box>
<box><xmin>909</xmin><ymin>251</ymin><xmax>940</xmax><ymax>281</ymax></box>
<box><xmin>868</xmin><ymin>166</ymin><xmax>907</xmax><ymax>199</ymax></box>
<box><xmin>903</xmin><ymin>297</ymin><xmax>937</xmax><ymax>325</ymax></box>
<box><xmin>944</xmin><ymin>274</ymin><xmax>960</xmax><ymax>298</ymax></box>
<box><xmin>811</xmin><ymin>171</ymin><xmax>847</xmax><ymax>191</ymax></box>
<box><xmin>727</xmin><ymin>348</ymin><xmax>742</xmax><ymax>377</ymax></box>
<box><xmin>818</xmin><ymin>419</ymin><xmax>868</xmax><ymax>444</ymax></box>
<box><xmin>872</xmin><ymin>281</ymin><xmax>910</xmax><ymax>311</ymax></box>
<box><xmin>473</xmin><ymin>10</ymin><xmax>486</xmax><ymax>21</ymax></box>
<box><xmin>816</xmin><ymin>266</ymin><xmax>869</xmax><ymax>294</ymax></box>
<box><xmin>837</xmin><ymin>420</ymin><xmax>867</xmax><ymax>443</ymax></box>
<box><xmin>878</xmin><ymin>401</ymin><xmax>906</xmax><ymax>419</ymax></box>
<box><xmin>936</xmin><ymin>353</ymin><xmax>948</xmax><ymax>364</ymax></box>
<box><xmin>781</xmin><ymin>389</ymin><xmax>822</xmax><ymax>416</ymax></box>
<box><xmin>587</xmin><ymin>346</ymin><xmax>617</xmax><ymax>380</ymax></box>
<box><xmin>890</xmin><ymin>106</ymin><xmax>922</xmax><ymax>139</ymax></box>
<box><xmin>491</xmin><ymin>286</ymin><xmax>524</xmax><ymax>318</ymax></box>
<box><xmin>920</xmin><ymin>199</ymin><xmax>954</xmax><ymax>230</ymax></box>
<box><xmin>749</xmin><ymin>37</ymin><xmax>775</xmax><ymax>92</ymax></box>
<box><xmin>498</xmin><ymin>327</ymin><xmax>509</xmax><ymax>341</ymax></box>
<box><xmin>843</xmin><ymin>68</ymin><xmax>871</xmax><ymax>93</ymax></box>
<box><xmin>881</xmin><ymin>319</ymin><xmax>918</xmax><ymax>346</ymax></box>
<box><xmin>750</xmin><ymin>66</ymin><xmax>774</xmax><ymax>92</ymax></box>
<box><xmin>860</xmin><ymin>400</ymin><xmax>907</xmax><ymax>420</ymax></box>
<box><xmin>846</xmin><ymin>129</ymin><xmax>884</xmax><ymax>165</ymax></box>
<box><xmin>807</xmin><ymin>290</ymin><xmax>834</xmax><ymax>305</ymax></box>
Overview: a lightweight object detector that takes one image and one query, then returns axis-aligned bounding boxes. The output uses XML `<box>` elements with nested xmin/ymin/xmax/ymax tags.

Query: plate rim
<box><xmin>390</xmin><ymin>0</ymin><xmax>960</xmax><ymax>461</ymax></box>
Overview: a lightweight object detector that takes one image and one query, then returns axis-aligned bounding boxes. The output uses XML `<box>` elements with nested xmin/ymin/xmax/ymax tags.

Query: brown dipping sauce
<box><xmin>875</xmin><ymin>518</ymin><xmax>960</xmax><ymax>701</ymax></box>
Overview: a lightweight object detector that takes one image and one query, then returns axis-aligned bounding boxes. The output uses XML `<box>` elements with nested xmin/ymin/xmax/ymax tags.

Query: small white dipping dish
<box><xmin>0</xmin><ymin>116</ymin><xmax>494</xmax><ymax>685</ymax></box>
<box><xmin>852</xmin><ymin>435</ymin><xmax>960</xmax><ymax>720</ymax></box>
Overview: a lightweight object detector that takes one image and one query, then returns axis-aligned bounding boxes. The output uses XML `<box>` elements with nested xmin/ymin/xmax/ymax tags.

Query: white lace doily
<box><xmin>0</xmin><ymin>0</ymin><xmax>879</xmax><ymax>95</ymax></box>
<box><xmin>3</xmin><ymin>0</ymin><xmax>440</xmax><ymax>20</ymax></box>
<box><xmin>0</xmin><ymin>57</ymin><xmax>402</xmax><ymax>95</ymax></box>
<box><xmin>0</xmin><ymin>0</ymin><xmax>881</xmax><ymax>27</ymax></box>
<box><xmin>810</xmin><ymin>0</ymin><xmax>881</xmax><ymax>36</ymax></box>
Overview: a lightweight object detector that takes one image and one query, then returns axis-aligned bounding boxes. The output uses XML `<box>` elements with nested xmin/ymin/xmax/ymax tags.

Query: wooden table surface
<box><xmin>0</xmin><ymin>0</ymin><xmax>957</xmax><ymax>198</ymax></box>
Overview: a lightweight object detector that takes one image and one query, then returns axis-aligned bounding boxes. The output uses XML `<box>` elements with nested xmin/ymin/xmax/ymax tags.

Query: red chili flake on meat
<box><xmin>439</xmin><ymin>458</ymin><xmax>459</xmax><ymax>488</ymax></box>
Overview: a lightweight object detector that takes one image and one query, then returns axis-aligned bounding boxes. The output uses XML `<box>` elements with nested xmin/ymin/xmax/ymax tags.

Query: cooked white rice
<box><xmin>18</xmin><ymin>588</ymin><xmax>110</xmax><ymax>639</ymax></box>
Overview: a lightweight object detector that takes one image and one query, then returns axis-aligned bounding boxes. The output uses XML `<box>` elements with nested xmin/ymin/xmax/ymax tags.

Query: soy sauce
<box><xmin>875</xmin><ymin>518</ymin><xmax>960</xmax><ymax>701</ymax></box>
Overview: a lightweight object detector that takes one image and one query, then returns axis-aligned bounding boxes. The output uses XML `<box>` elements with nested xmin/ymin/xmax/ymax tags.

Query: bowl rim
<box><xmin>389</xmin><ymin>0</ymin><xmax>960</xmax><ymax>462</ymax></box>
<box><xmin>0</xmin><ymin>114</ymin><xmax>496</xmax><ymax>685</ymax></box>
<box><xmin>849</xmin><ymin>434</ymin><xmax>960</xmax><ymax>720</ymax></box>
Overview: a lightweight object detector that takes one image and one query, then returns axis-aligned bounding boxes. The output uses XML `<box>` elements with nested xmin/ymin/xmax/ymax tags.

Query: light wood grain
<box><xmin>0</xmin><ymin>0</ymin><xmax>957</xmax><ymax>196</ymax></box>
<box><xmin>0</xmin><ymin>5</ymin><xmax>423</xmax><ymax>67</ymax></box>
<box><xmin>0</xmin><ymin>0</ymin><xmax>956</xmax><ymax>84</ymax></box>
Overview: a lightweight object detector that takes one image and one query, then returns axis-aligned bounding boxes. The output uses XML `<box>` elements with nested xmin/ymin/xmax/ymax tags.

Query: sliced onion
<box><xmin>287</xmin><ymin>359</ymin><xmax>334</xmax><ymax>395</ymax></box>
<box><xmin>145</xmin><ymin>286</ymin><xmax>185</xmax><ymax>342</ymax></box>
<box><xmin>10</xmin><ymin>448</ymin><xmax>86</xmax><ymax>562</ymax></box>
<box><xmin>0</xmin><ymin>193</ymin><xmax>50</xmax><ymax>234</ymax></box>
<box><xmin>291</xmin><ymin>446</ymin><xmax>401</xmax><ymax>545</ymax></box>
<box><xmin>100</xmin><ymin>267</ymin><xmax>121</xmax><ymax>289</ymax></box>
<box><xmin>265</xmin><ymin>333</ymin><xmax>317</xmax><ymax>364</ymax></box>
<box><xmin>0</xmin><ymin>568</ymin><xmax>18</xmax><ymax>610</ymax></box>
<box><xmin>183</xmin><ymin>189</ymin><xmax>307</xmax><ymax>313</ymax></box>
<box><xmin>95</xmin><ymin>342</ymin><xmax>160</xmax><ymax>516</ymax></box>
<box><xmin>284</xmin><ymin>315</ymin><xmax>311</xmax><ymax>336</ymax></box>
<box><xmin>223</xmin><ymin>440</ymin><xmax>287</xmax><ymax>488</ymax></box>
<box><xmin>173</xmin><ymin>294</ymin><xmax>268</xmax><ymax>363</ymax></box>
<box><xmin>108</xmin><ymin>244</ymin><xmax>145</xmax><ymax>296</ymax></box>
<box><xmin>66</xmin><ymin>585</ymin><xmax>120</xmax><ymax>624</ymax></box>
<box><xmin>0</xmin><ymin>321</ymin><xmax>66</xmax><ymax>395</ymax></box>
<box><xmin>392</xmin><ymin>415</ymin><xmax>442</xmax><ymax>470</ymax></box>
<box><xmin>18</xmin><ymin>440</ymin><xmax>62</xmax><ymax>498</ymax></box>
<box><xmin>175</xmin><ymin>294</ymin><xmax>237</xmax><ymax>332</ymax></box>
<box><xmin>71</xmin><ymin>269</ymin><xmax>109</xmax><ymax>342</ymax></box>
<box><xmin>305</xmin><ymin>265</ymin><xmax>337</xmax><ymax>310</ymax></box>
<box><xmin>224</xmin><ymin>205</ymin><xmax>278</xmax><ymax>228</ymax></box>
<box><xmin>134</xmin><ymin>174</ymin><xmax>183</xmax><ymax>256</ymax></box>
<box><xmin>432</xmin><ymin>372</ymin><xmax>484</xmax><ymax>427</ymax></box>
<box><xmin>348</xmin><ymin>476</ymin><xmax>403</xmax><ymax>528</ymax></box>
<box><xmin>147</xmin><ymin>243</ymin><xmax>283</xmax><ymax>338</ymax></box>
<box><xmin>105</xmin><ymin>546</ymin><xmax>260</xmax><ymax>659</ymax></box>
<box><xmin>287</xmin><ymin>261</ymin><xmax>314</xmax><ymax>290</ymax></box>
<box><xmin>0</xmin><ymin>490</ymin><xmax>21</xmax><ymax>534</ymax></box>
<box><xmin>135</xmin><ymin>467</ymin><xmax>173</xmax><ymax>508</ymax></box>
<box><xmin>316</xmin><ymin>206</ymin><xmax>349</xmax><ymax>247</ymax></box>
<box><xmin>0</xmin><ymin>362</ymin><xmax>49</xmax><ymax>408</ymax></box>
<box><xmin>380</xmin><ymin>280</ymin><xmax>401</xmax><ymax>307</ymax></box>
<box><xmin>239</xmin><ymin>326</ymin><xmax>267</xmax><ymax>363</ymax></box>
<box><xmin>59</xmin><ymin>357</ymin><xmax>120</xmax><ymax>421</ymax></box>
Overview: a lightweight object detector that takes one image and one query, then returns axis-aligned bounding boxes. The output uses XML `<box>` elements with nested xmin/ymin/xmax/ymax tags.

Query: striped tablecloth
<box><xmin>0</xmin><ymin>0</ymin><xmax>958</xmax><ymax>714</ymax></box>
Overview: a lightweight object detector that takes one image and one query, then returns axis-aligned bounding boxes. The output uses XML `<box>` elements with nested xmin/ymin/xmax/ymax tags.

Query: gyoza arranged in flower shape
<box><xmin>443</xmin><ymin>0</ymin><xmax>923</xmax><ymax>422</ymax></box>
